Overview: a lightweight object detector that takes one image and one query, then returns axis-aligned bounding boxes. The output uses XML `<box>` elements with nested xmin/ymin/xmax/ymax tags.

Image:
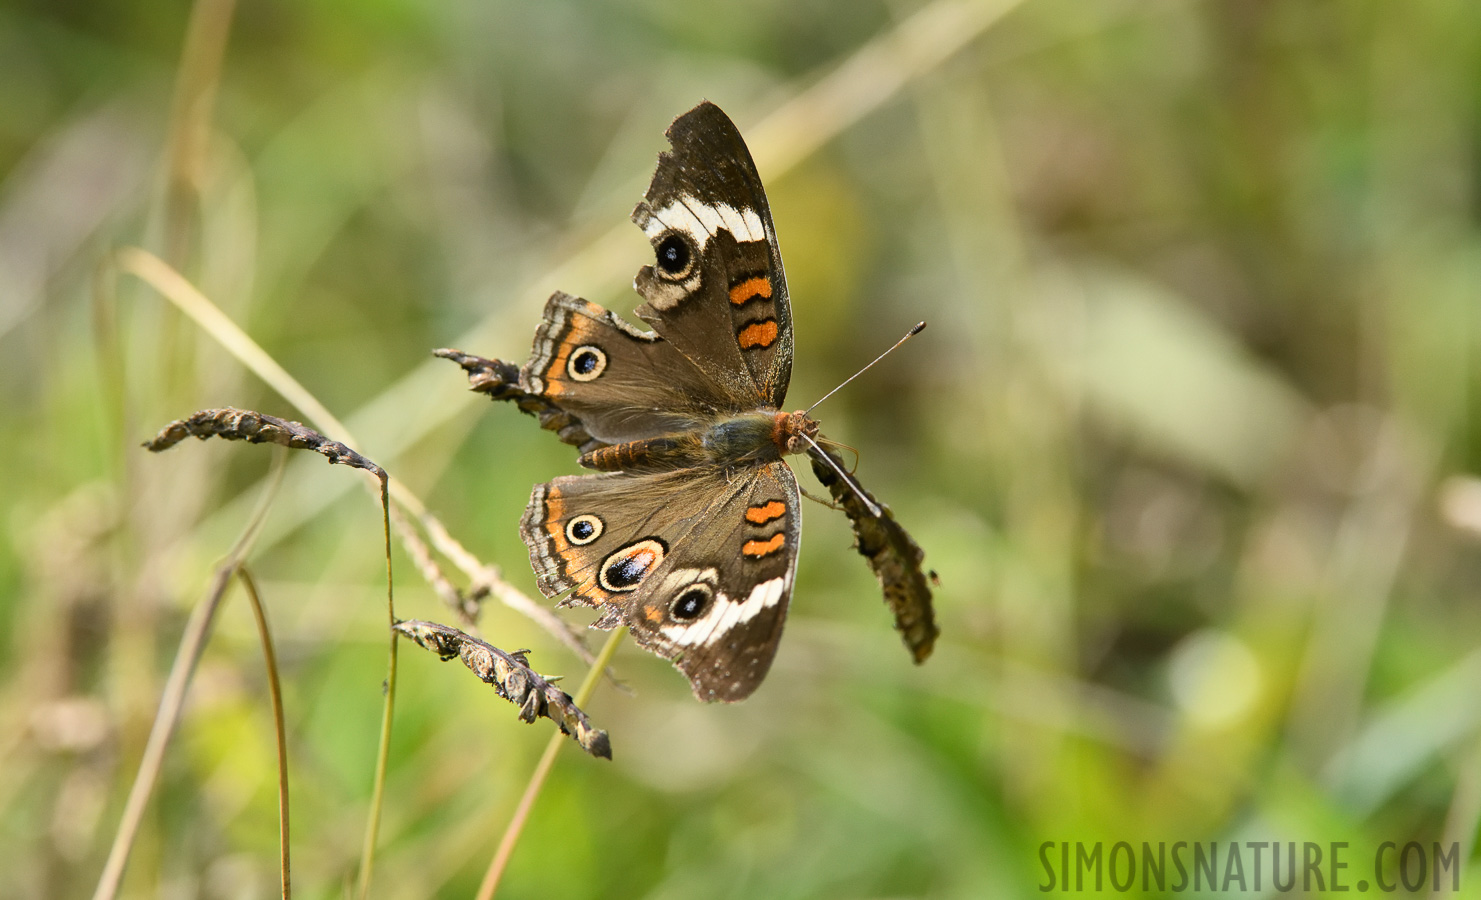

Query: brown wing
<box><xmin>520</xmin><ymin>460</ymin><xmax>801</xmax><ymax>702</ymax></box>
<box><xmin>515</xmin><ymin>291</ymin><xmax>736</xmax><ymax>445</ymax></box>
<box><xmin>630</xmin><ymin>101</ymin><xmax>793</xmax><ymax>410</ymax></box>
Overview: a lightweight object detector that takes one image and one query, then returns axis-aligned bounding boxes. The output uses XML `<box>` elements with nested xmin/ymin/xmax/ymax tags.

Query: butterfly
<box><xmin>439</xmin><ymin>101</ymin><xmax>936</xmax><ymax>701</ymax></box>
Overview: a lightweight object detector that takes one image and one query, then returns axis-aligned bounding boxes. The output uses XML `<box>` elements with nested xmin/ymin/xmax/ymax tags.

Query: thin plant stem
<box><xmin>91</xmin><ymin>449</ymin><xmax>286</xmax><ymax>900</ymax></box>
<box><xmin>476</xmin><ymin>627</ymin><xmax>627</xmax><ymax>900</ymax></box>
<box><xmin>356</xmin><ymin>478</ymin><xmax>397</xmax><ymax>900</ymax></box>
<box><xmin>236</xmin><ymin>567</ymin><xmax>291</xmax><ymax>900</ymax></box>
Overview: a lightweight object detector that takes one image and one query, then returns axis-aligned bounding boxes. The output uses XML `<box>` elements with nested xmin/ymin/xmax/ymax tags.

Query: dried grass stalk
<box><xmin>809</xmin><ymin>445</ymin><xmax>939</xmax><ymax>662</ymax></box>
<box><xmin>389</xmin><ymin>505</ymin><xmax>480</xmax><ymax>624</ymax></box>
<box><xmin>144</xmin><ymin>407</ymin><xmax>386</xmax><ymax>481</ymax></box>
<box><xmin>394</xmin><ymin>619</ymin><xmax>611</xmax><ymax>759</ymax></box>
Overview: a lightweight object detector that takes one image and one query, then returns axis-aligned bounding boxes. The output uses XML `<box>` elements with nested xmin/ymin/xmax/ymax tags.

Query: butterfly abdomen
<box><xmin>576</xmin><ymin>410</ymin><xmax>817</xmax><ymax>473</ymax></box>
<box><xmin>579</xmin><ymin>435</ymin><xmax>696</xmax><ymax>472</ymax></box>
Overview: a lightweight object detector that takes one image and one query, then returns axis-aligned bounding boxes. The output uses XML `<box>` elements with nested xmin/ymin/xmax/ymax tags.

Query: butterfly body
<box><xmin>441</xmin><ymin>101</ymin><xmax>936</xmax><ymax>702</ymax></box>
<box><xmin>577</xmin><ymin>409</ymin><xmax>818</xmax><ymax>473</ymax></box>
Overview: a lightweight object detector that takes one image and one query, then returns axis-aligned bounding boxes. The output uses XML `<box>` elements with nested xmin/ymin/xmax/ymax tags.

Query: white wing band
<box><xmin>643</xmin><ymin>196</ymin><xmax>766</xmax><ymax>246</ymax></box>
<box><xmin>661</xmin><ymin>575</ymin><xmax>787</xmax><ymax>647</ymax></box>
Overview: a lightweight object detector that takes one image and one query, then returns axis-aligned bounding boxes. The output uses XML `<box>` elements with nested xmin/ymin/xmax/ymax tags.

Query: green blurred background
<box><xmin>5</xmin><ymin>0</ymin><xmax>1481</xmax><ymax>896</ymax></box>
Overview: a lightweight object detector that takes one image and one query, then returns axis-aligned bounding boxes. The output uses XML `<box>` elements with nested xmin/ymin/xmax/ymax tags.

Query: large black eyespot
<box><xmin>566</xmin><ymin>345</ymin><xmax>607</xmax><ymax>382</ymax></box>
<box><xmin>655</xmin><ymin>233</ymin><xmax>692</xmax><ymax>278</ymax></box>
<box><xmin>565</xmin><ymin>514</ymin><xmax>603</xmax><ymax>546</ymax></box>
<box><xmin>598</xmin><ymin>539</ymin><xmax>666</xmax><ymax>592</ymax></box>
<box><xmin>672</xmin><ymin>585</ymin><xmax>712</xmax><ymax>621</ymax></box>
<box><xmin>604</xmin><ymin>558</ymin><xmax>646</xmax><ymax>589</ymax></box>
<box><xmin>604</xmin><ymin>556</ymin><xmax>645</xmax><ymax>592</ymax></box>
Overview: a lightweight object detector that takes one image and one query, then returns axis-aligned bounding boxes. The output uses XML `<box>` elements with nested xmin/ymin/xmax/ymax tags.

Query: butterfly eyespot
<box><xmin>654</xmin><ymin>232</ymin><xmax>695</xmax><ymax>279</ymax></box>
<box><xmin>565</xmin><ymin>514</ymin><xmax>603</xmax><ymax>545</ymax></box>
<box><xmin>671</xmin><ymin>585</ymin><xmax>712</xmax><ymax>621</ymax></box>
<box><xmin>599</xmin><ymin>539</ymin><xmax>666</xmax><ymax>592</ymax></box>
<box><xmin>566</xmin><ymin>345</ymin><xmax>607</xmax><ymax>382</ymax></box>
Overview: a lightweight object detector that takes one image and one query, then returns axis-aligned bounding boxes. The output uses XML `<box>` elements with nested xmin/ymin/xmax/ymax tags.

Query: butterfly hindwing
<box><xmin>520</xmin><ymin>462</ymin><xmax>801</xmax><ymax>701</ymax></box>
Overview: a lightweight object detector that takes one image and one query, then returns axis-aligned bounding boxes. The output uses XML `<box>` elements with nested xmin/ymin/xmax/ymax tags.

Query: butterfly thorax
<box><xmin>578</xmin><ymin>409</ymin><xmax>817</xmax><ymax>473</ymax></box>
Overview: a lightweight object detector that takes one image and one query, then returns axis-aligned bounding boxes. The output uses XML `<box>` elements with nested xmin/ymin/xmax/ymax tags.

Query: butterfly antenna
<box><xmin>804</xmin><ymin>321</ymin><xmax>926</xmax><ymax>415</ymax></box>
<box><xmin>802</xmin><ymin>433</ymin><xmax>883</xmax><ymax>517</ymax></box>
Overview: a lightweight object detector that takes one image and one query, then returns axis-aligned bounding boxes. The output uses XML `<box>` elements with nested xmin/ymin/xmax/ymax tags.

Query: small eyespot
<box><xmin>565</xmin><ymin>514</ymin><xmax>603</xmax><ymax>545</ymax></box>
<box><xmin>672</xmin><ymin>585</ymin><xmax>712</xmax><ymax>621</ymax></box>
<box><xmin>654</xmin><ymin>233</ymin><xmax>694</xmax><ymax>279</ymax></box>
<box><xmin>566</xmin><ymin>345</ymin><xmax>607</xmax><ymax>382</ymax></box>
<box><xmin>599</xmin><ymin>539</ymin><xmax>666</xmax><ymax>592</ymax></box>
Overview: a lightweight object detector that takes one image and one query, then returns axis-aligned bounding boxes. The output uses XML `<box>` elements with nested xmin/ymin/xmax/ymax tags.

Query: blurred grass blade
<box><xmin>118</xmin><ymin>247</ymin><xmax>354</xmax><ymax>443</ymax></box>
<box><xmin>1066</xmin><ymin>264</ymin><xmax>1310</xmax><ymax>486</ymax></box>
<box><xmin>748</xmin><ymin>0</ymin><xmax>1026</xmax><ymax>175</ymax></box>
<box><xmin>0</xmin><ymin>106</ymin><xmax>150</xmax><ymax>341</ymax></box>
<box><xmin>160</xmin><ymin>0</ymin><xmax>236</xmax><ymax>263</ymax></box>
<box><xmin>1325</xmin><ymin>649</ymin><xmax>1481</xmax><ymax>815</ymax></box>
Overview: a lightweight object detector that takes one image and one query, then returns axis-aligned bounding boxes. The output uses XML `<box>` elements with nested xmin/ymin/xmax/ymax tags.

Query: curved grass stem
<box><xmin>237</xmin><ymin>567</ymin><xmax>291</xmax><ymax>899</ymax></box>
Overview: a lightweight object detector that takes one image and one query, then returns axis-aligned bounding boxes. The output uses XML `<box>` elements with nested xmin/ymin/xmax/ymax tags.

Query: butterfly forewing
<box><xmin>518</xmin><ymin>291</ymin><xmax>733</xmax><ymax>445</ymax></box>
<box><xmin>631</xmin><ymin>101</ymin><xmax>793</xmax><ymax>409</ymax></box>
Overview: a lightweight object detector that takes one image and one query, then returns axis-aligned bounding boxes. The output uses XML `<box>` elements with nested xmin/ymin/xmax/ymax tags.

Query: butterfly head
<box><xmin>771</xmin><ymin>409</ymin><xmax>820</xmax><ymax>456</ymax></box>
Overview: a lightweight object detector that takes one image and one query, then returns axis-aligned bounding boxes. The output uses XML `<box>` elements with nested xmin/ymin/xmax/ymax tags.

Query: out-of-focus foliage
<box><xmin>4</xmin><ymin>0</ymin><xmax>1481</xmax><ymax>896</ymax></box>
